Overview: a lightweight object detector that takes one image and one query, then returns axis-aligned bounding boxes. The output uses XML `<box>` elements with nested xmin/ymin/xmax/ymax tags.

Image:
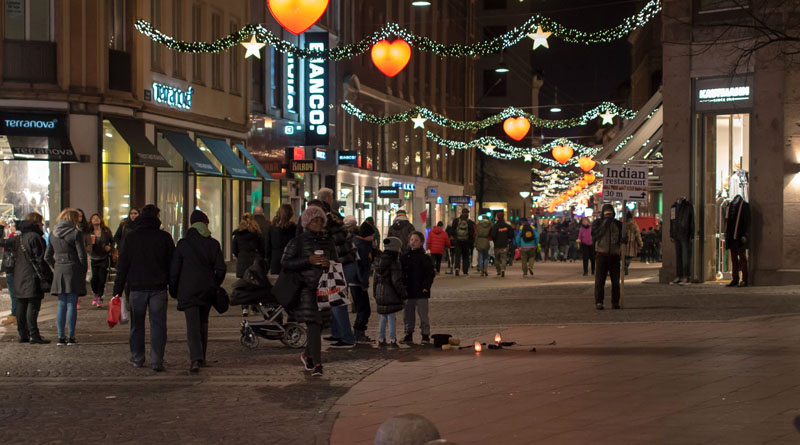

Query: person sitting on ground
<box><xmin>374</xmin><ymin>237</ymin><xmax>406</xmax><ymax>348</ymax></box>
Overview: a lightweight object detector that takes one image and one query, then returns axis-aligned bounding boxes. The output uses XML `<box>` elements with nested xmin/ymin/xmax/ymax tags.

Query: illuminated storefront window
<box><xmin>156</xmin><ymin>132</ymin><xmax>185</xmax><ymax>241</ymax></box>
<box><xmin>0</xmin><ymin>158</ymin><xmax>59</xmax><ymax>225</ymax></box>
<box><xmin>194</xmin><ymin>139</ymin><xmax>224</xmax><ymax>238</ymax></box>
<box><xmin>101</xmin><ymin>120</ymin><xmax>131</xmax><ymax>232</ymax></box>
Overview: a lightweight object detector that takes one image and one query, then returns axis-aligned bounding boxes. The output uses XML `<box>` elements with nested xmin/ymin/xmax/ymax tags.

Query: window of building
<box><xmin>229</xmin><ymin>20</ymin><xmax>241</xmax><ymax>95</ymax></box>
<box><xmin>173</xmin><ymin>0</ymin><xmax>184</xmax><ymax>78</ymax></box>
<box><xmin>150</xmin><ymin>0</ymin><xmax>163</xmax><ymax>72</ymax></box>
<box><xmin>0</xmin><ymin>158</ymin><xmax>60</xmax><ymax>226</ymax></box>
<box><xmin>483</xmin><ymin>0</ymin><xmax>506</xmax><ymax>10</ymax></box>
<box><xmin>483</xmin><ymin>25</ymin><xmax>506</xmax><ymax>40</ymax></box>
<box><xmin>483</xmin><ymin>70</ymin><xmax>507</xmax><ymax>97</ymax></box>
<box><xmin>696</xmin><ymin>0</ymin><xmax>749</xmax><ymax>14</ymax></box>
<box><xmin>106</xmin><ymin>0</ymin><xmax>128</xmax><ymax>51</ymax></box>
<box><xmin>4</xmin><ymin>0</ymin><xmax>53</xmax><ymax>41</ymax></box>
<box><xmin>211</xmin><ymin>12</ymin><xmax>222</xmax><ymax>90</ymax></box>
<box><xmin>270</xmin><ymin>47</ymin><xmax>283</xmax><ymax>109</ymax></box>
<box><xmin>192</xmin><ymin>4</ymin><xmax>204</xmax><ymax>84</ymax></box>
<box><xmin>194</xmin><ymin>139</ymin><xmax>224</xmax><ymax>239</ymax></box>
<box><xmin>101</xmin><ymin>120</ymin><xmax>132</xmax><ymax>232</ymax></box>
<box><xmin>155</xmin><ymin>132</ymin><xmax>186</xmax><ymax>241</ymax></box>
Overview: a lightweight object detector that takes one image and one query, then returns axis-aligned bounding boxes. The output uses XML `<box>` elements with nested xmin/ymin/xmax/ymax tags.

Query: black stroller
<box><xmin>230</xmin><ymin>260</ymin><xmax>307</xmax><ymax>349</ymax></box>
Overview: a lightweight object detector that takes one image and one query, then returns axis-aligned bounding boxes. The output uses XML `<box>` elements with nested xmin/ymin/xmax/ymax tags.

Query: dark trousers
<box><xmin>730</xmin><ymin>247</ymin><xmax>748</xmax><ymax>284</ymax></box>
<box><xmin>454</xmin><ymin>241</ymin><xmax>472</xmax><ymax>273</ymax></box>
<box><xmin>184</xmin><ymin>305</ymin><xmax>211</xmax><ymax>363</ymax></box>
<box><xmin>90</xmin><ymin>259</ymin><xmax>109</xmax><ymax>297</ymax></box>
<box><xmin>305</xmin><ymin>322</ymin><xmax>322</xmax><ymax>364</ymax></box>
<box><xmin>581</xmin><ymin>243</ymin><xmax>595</xmax><ymax>275</ymax></box>
<box><xmin>675</xmin><ymin>239</ymin><xmax>691</xmax><ymax>278</ymax></box>
<box><xmin>129</xmin><ymin>290</ymin><xmax>168</xmax><ymax>368</ymax></box>
<box><xmin>595</xmin><ymin>255</ymin><xmax>621</xmax><ymax>305</ymax></box>
<box><xmin>351</xmin><ymin>285</ymin><xmax>371</xmax><ymax>333</ymax></box>
<box><xmin>431</xmin><ymin>254</ymin><xmax>443</xmax><ymax>273</ymax></box>
<box><xmin>16</xmin><ymin>297</ymin><xmax>42</xmax><ymax>339</ymax></box>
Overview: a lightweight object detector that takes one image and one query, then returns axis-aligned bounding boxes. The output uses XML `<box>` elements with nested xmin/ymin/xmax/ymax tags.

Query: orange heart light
<box><xmin>584</xmin><ymin>173</ymin><xmax>596</xmax><ymax>185</ymax></box>
<box><xmin>268</xmin><ymin>0</ymin><xmax>329</xmax><ymax>35</ymax></box>
<box><xmin>503</xmin><ymin>117</ymin><xmax>531</xmax><ymax>141</ymax></box>
<box><xmin>371</xmin><ymin>40</ymin><xmax>412</xmax><ymax>77</ymax></box>
<box><xmin>579</xmin><ymin>180</ymin><xmax>588</xmax><ymax>188</ymax></box>
<box><xmin>567</xmin><ymin>190</ymin><xmax>576</xmax><ymax>197</ymax></box>
<box><xmin>552</xmin><ymin>145</ymin><xmax>574</xmax><ymax>165</ymax></box>
<box><xmin>578</xmin><ymin>156</ymin><xmax>596</xmax><ymax>173</ymax></box>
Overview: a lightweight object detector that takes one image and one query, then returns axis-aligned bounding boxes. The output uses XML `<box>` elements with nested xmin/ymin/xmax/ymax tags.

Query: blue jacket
<box><xmin>515</xmin><ymin>224</ymin><xmax>540</xmax><ymax>249</ymax></box>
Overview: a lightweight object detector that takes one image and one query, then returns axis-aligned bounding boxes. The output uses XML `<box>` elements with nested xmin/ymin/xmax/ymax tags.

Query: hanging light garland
<box><xmin>133</xmin><ymin>0</ymin><xmax>662</xmax><ymax>59</ymax></box>
<box><xmin>342</xmin><ymin>101</ymin><xmax>635</xmax><ymax>130</ymax></box>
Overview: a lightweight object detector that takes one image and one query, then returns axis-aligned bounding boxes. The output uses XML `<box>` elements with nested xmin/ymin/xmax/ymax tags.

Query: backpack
<box><xmin>456</xmin><ymin>219</ymin><xmax>470</xmax><ymax>241</ymax></box>
<box><xmin>521</xmin><ymin>225</ymin><xmax>535</xmax><ymax>242</ymax></box>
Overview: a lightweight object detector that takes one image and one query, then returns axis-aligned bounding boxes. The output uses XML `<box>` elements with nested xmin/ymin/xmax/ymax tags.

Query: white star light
<box><xmin>411</xmin><ymin>113</ymin><xmax>427</xmax><ymax>129</ymax></box>
<box><xmin>483</xmin><ymin>143</ymin><xmax>496</xmax><ymax>154</ymax></box>
<box><xmin>241</xmin><ymin>34</ymin><xmax>265</xmax><ymax>59</ymax></box>
<box><xmin>599</xmin><ymin>110</ymin><xmax>616</xmax><ymax>125</ymax></box>
<box><xmin>528</xmin><ymin>26</ymin><xmax>552</xmax><ymax>50</ymax></box>
<box><xmin>523</xmin><ymin>154</ymin><xmax>533</xmax><ymax>162</ymax></box>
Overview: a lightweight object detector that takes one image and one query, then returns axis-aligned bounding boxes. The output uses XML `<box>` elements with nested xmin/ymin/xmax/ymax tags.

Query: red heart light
<box><xmin>268</xmin><ymin>0</ymin><xmax>329</xmax><ymax>35</ymax></box>
<box><xmin>578</xmin><ymin>156</ymin><xmax>596</xmax><ymax>173</ymax></box>
<box><xmin>370</xmin><ymin>40</ymin><xmax>412</xmax><ymax>78</ymax></box>
<box><xmin>503</xmin><ymin>117</ymin><xmax>531</xmax><ymax>141</ymax></box>
<box><xmin>552</xmin><ymin>145</ymin><xmax>574</xmax><ymax>165</ymax></box>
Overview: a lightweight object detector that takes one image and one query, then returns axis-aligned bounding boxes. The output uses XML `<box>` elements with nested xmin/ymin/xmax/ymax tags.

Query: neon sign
<box><xmin>698</xmin><ymin>86</ymin><xmax>750</xmax><ymax>104</ymax></box>
<box><xmin>152</xmin><ymin>82</ymin><xmax>194</xmax><ymax>110</ymax></box>
<box><xmin>287</xmin><ymin>56</ymin><xmax>297</xmax><ymax>113</ymax></box>
<box><xmin>305</xmin><ymin>33</ymin><xmax>329</xmax><ymax>145</ymax></box>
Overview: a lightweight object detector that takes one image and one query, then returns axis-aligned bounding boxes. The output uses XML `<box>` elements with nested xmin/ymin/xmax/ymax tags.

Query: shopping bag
<box><xmin>119</xmin><ymin>296</ymin><xmax>129</xmax><ymax>325</ymax></box>
<box><xmin>316</xmin><ymin>262</ymin><xmax>352</xmax><ymax>310</ymax></box>
<box><xmin>107</xmin><ymin>295</ymin><xmax>122</xmax><ymax>329</ymax></box>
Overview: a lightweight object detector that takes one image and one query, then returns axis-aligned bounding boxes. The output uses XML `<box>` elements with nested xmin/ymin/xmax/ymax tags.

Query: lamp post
<box><xmin>519</xmin><ymin>190</ymin><xmax>531</xmax><ymax>220</ymax></box>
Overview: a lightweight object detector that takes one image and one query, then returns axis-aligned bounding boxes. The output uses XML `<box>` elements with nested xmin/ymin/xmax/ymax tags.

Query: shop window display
<box><xmin>156</xmin><ymin>132</ymin><xmax>186</xmax><ymax>241</ymax></box>
<box><xmin>102</xmin><ymin>120</ymin><xmax>131</xmax><ymax>233</ymax></box>
<box><xmin>0</xmin><ymin>159</ymin><xmax>59</xmax><ymax>225</ymax></box>
<box><xmin>194</xmin><ymin>139</ymin><xmax>224</xmax><ymax>238</ymax></box>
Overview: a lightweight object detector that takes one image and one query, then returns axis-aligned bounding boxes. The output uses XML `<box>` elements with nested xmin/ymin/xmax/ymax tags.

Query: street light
<box><xmin>519</xmin><ymin>191</ymin><xmax>531</xmax><ymax>219</ymax></box>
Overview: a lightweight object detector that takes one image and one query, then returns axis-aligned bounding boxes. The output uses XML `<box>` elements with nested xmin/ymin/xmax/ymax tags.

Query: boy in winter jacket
<box><xmin>425</xmin><ymin>221</ymin><xmax>451</xmax><ymax>273</ymax></box>
<box><xmin>474</xmin><ymin>218</ymin><xmax>492</xmax><ymax>276</ymax></box>
<box><xmin>515</xmin><ymin>218</ymin><xmax>539</xmax><ymax>277</ymax></box>
<box><xmin>373</xmin><ymin>237</ymin><xmax>406</xmax><ymax>348</ymax></box>
<box><xmin>401</xmin><ymin>232</ymin><xmax>435</xmax><ymax>344</ymax></box>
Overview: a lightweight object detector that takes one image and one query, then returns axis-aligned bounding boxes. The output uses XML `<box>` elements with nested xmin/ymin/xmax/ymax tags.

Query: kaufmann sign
<box><xmin>695</xmin><ymin>74</ymin><xmax>753</xmax><ymax>112</ymax></box>
<box><xmin>698</xmin><ymin>86</ymin><xmax>750</xmax><ymax>103</ymax></box>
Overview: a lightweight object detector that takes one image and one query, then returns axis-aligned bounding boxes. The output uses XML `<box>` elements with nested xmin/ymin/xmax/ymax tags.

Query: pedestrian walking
<box><xmin>169</xmin><ymin>210</ymin><xmax>226</xmax><ymax>373</ymax></box>
<box><xmin>113</xmin><ymin>204</ymin><xmax>175</xmax><ymax>372</ymax></box>
<box><xmin>266</xmin><ymin>204</ymin><xmax>297</xmax><ymax>275</ymax></box>
<box><xmin>75</xmin><ymin>208</ymin><xmax>92</xmax><ymax>309</ymax></box>
<box><xmin>578</xmin><ymin>217</ymin><xmax>595</xmax><ymax>276</ymax></box>
<box><xmin>490</xmin><ymin>211</ymin><xmax>513</xmax><ymax>277</ymax></box>
<box><xmin>282</xmin><ymin>205</ymin><xmax>337</xmax><ymax>376</ymax></box>
<box><xmin>252</xmin><ymin>206</ymin><xmax>271</xmax><ymax>251</ymax></box>
<box><xmin>401</xmin><ymin>232</ymin><xmax>435</xmax><ymax>344</ymax></box>
<box><xmin>474</xmin><ymin>217</ymin><xmax>492</xmax><ymax>276</ymax></box>
<box><xmin>0</xmin><ymin>213</ymin><xmax>51</xmax><ymax>344</ymax></box>
<box><xmin>623</xmin><ymin>212</ymin><xmax>643</xmax><ymax>275</ymax></box>
<box><xmin>558</xmin><ymin>225</ymin><xmax>571</xmax><ymax>262</ymax></box>
<box><xmin>445</xmin><ymin>221</ymin><xmax>456</xmax><ymax>274</ymax></box>
<box><xmin>113</xmin><ymin>208</ymin><xmax>139</xmax><ymax>251</ymax></box>
<box><xmin>374</xmin><ymin>236</ymin><xmax>406</xmax><ymax>348</ymax></box>
<box><xmin>46</xmin><ymin>209</ymin><xmax>89</xmax><ymax>346</ymax></box>
<box><xmin>452</xmin><ymin>208</ymin><xmax>476</xmax><ymax>276</ymax></box>
<box><xmin>516</xmin><ymin>217</ymin><xmax>539</xmax><ymax>277</ymax></box>
<box><xmin>1</xmin><ymin>221</ymin><xmax>18</xmax><ymax>326</ymax></box>
<box><xmin>352</xmin><ymin>220</ymin><xmax>375</xmax><ymax>344</ymax></box>
<box><xmin>546</xmin><ymin>224</ymin><xmax>559</xmax><ymax>262</ymax></box>
<box><xmin>333</xmin><ymin>215</ymin><xmax>361</xmax><ymax>348</ymax></box>
<box><xmin>592</xmin><ymin>204</ymin><xmax>625</xmax><ymax>310</ymax></box>
<box><xmin>88</xmin><ymin>213</ymin><xmax>113</xmax><ymax>308</ymax></box>
<box><xmin>426</xmin><ymin>221</ymin><xmax>451</xmax><ymax>273</ymax></box>
<box><xmin>232</xmin><ymin>213</ymin><xmax>264</xmax><ymax>317</ymax></box>
<box><xmin>388</xmin><ymin>210</ymin><xmax>415</xmax><ymax>254</ymax></box>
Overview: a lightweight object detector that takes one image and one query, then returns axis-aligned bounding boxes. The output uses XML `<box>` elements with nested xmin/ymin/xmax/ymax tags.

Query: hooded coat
<box><xmin>45</xmin><ymin>222</ymin><xmax>88</xmax><ymax>296</ymax></box>
<box><xmin>425</xmin><ymin>226</ymin><xmax>451</xmax><ymax>255</ymax></box>
<box><xmin>0</xmin><ymin>221</ymin><xmax>48</xmax><ymax>299</ymax></box>
<box><xmin>280</xmin><ymin>229</ymin><xmax>338</xmax><ymax>324</ymax></box>
<box><xmin>592</xmin><ymin>208</ymin><xmax>624</xmax><ymax>257</ymax></box>
<box><xmin>170</xmin><ymin>226</ymin><xmax>226</xmax><ymax>311</ymax></box>
<box><xmin>623</xmin><ymin>220</ymin><xmax>643</xmax><ymax>258</ymax></box>
<box><xmin>475</xmin><ymin>219</ymin><xmax>492</xmax><ymax>251</ymax></box>
<box><xmin>266</xmin><ymin>222</ymin><xmax>297</xmax><ymax>275</ymax></box>
<box><xmin>401</xmin><ymin>248</ymin><xmax>435</xmax><ymax>299</ymax></box>
<box><xmin>373</xmin><ymin>250</ymin><xmax>407</xmax><ymax>314</ymax></box>
<box><xmin>490</xmin><ymin>220</ymin><xmax>514</xmax><ymax>249</ymax></box>
<box><xmin>232</xmin><ymin>229</ymin><xmax>264</xmax><ymax>278</ymax></box>
<box><xmin>388</xmin><ymin>217</ymin><xmax>415</xmax><ymax>254</ymax></box>
<box><xmin>112</xmin><ymin>215</ymin><xmax>175</xmax><ymax>296</ymax></box>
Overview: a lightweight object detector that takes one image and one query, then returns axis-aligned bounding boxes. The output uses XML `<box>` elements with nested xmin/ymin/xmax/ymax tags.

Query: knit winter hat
<box><xmin>343</xmin><ymin>215</ymin><xmax>358</xmax><ymax>228</ymax></box>
<box><xmin>301</xmin><ymin>205</ymin><xmax>327</xmax><ymax>228</ymax></box>
<box><xmin>358</xmin><ymin>221</ymin><xmax>376</xmax><ymax>238</ymax></box>
<box><xmin>190</xmin><ymin>210</ymin><xmax>209</xmax><ymax>225</ymax></box>
<box><xmin>383</xmin><ymin>236</ymin><xmax>402</xmax><ymax>253</ymax></box>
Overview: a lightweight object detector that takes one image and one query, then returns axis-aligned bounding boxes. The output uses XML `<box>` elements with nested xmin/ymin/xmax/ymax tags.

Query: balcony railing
<box><xmin>3</xmin><ymin>39</ymin><xmax>57</xmax><ymax>83</ymax></box>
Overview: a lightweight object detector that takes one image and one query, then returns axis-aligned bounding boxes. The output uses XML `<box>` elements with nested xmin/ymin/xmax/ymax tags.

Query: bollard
<box><xmin>374</xmin><ymin>414</ymin><xmax>441</xmax><ymax>445</ymax></box>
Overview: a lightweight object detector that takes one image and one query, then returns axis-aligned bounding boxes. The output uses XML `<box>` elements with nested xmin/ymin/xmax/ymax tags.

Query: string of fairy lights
<box><xmin>134</xmin><ymin>0</ymin><xmax>662</xmax><ymax>59</ymax></box>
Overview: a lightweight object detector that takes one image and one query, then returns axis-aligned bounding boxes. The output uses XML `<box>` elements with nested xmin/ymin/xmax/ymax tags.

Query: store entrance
<box><xmin>702</xmin><ymin>113</ymin><xmax>750</xmax><ymax>282</ymax></box>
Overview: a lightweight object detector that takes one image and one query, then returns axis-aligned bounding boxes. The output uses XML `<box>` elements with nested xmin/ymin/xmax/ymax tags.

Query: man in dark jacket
<box><xmin>400</xmin><ymin>231</ymin><xmax>435</xmax><ymax>344</ymax></box>
<box><xmin>113</xmin><ymin>204</ymin><xmax>175</xmax><ymax>371</ymax></box>
<box><xmin>388</xmin><ymin>210</ymin><xmax>415</xmax><ymax>254</ymax></box>
<box><xmin>253</xmin><ymin>206</ymin><xmax>271</xmax><ymax>253</ymax></box>
<box><xmin>352</xmin><ymin>220</ymin><xmax>375</xmax><ymax>343</ymax></box>
<box><xmin>490</xmin><ymin>211</ymin><xmax>513</xmax><ymax>277</ymax></box>
<box><xmin>451</xmin><ymin>208</ymin><xmax>476</xmax><ymax>276</ymax></box>
<box><xmin>592</xmin><ymin>204</ymin><xmax>625</xmax><ymax>310</ymax></box>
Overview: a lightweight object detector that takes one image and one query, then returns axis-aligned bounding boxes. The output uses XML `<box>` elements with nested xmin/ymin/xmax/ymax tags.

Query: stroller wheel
<box><xmin>280</xmin><ymin>323</ymin><xmax>308</xmax><ymax>349</ymax></box>
<box><xmin>240</xmin><ymin>326</ymin><xmax>259</xmax><ymax>349</ymax></box>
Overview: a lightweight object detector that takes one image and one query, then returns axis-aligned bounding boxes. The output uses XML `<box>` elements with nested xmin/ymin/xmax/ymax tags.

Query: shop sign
<box><xmin>290</xmin><ymin>159</ymin><xmax>316</xmax><ymax>173</ymax></box>
<box><xmin>448</xmin><ymin>195</ymin><xmax>471</xmax><ymax>204</ymax></box>
<box><xmin>695</xmin><ymin>74</ymin><xmax>753</xmax><ymax>112</ymax></box>
<box><xmin>151</xmin><ymin>82</ymin><xmax>194</xmax><ymax>110</ymax></box>
<box><xmin>698</xmin><ymin>86</ymin><xmax>750</xmax><ymax>104</ymax></box>
<box><xmin>378</xmin><ymin>186</ymin><xmax>400</xmax><ymax>198</ymax></box>
<box><xmin>286</xmin><ymin>56</ymin><xmax>298</xmax><ymax>114</ymax></box>
<box><xmin>338</xmin><ymin>150</ymin><xmax>358</xmax><ymax>165</ymax></box>
<box><xmin>602</xmin><ymin>164</ymin><xmax>648</xmax><ymax>202</ymax></box>
<box><xmin>391</xmin><ymin>181</ymin><xmax>415</xmax><ymax>191</ymax></box>
<box><xmin>305</xmin><ymin>33</ymin><xmax>329</xmax><ymax>146</ymax></box>
<box><xmin>0</xmin><ymin>112</ymin><xmax>63</xmax><ymax>136</ymax></box>
<box><xmin>315</xmin><ymin>148</ymin><xmax>327</xmax><ymax>160</ymax></box>
<box><xmin>427</xmin><ymin>187</ymin><xmax>438</xmax><ymax>197</ymax></box>
<box><xmin>364</xmin><ymin>188</ymin><xmax>374</xmax><ymax>200</ymax></box>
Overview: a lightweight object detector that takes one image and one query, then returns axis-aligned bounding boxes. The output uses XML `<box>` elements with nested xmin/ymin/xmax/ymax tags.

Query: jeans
<box><xmin>494</xmin><ymin>248</ymin><xmax>508</xmax><ymax>273</ymax></box>
<box><xmin>520</xmin><ymin>248</ymin><xmax>536</xmax><ymax>275</ymax></box>
<box><xmin>431</xmin><ymin>254</ymin><xmax>443</xmax><ymax>273</ymax></box>
<box><xmin>730</xmin><ymin>247</ymin><xmax>748</xmax><ymax>284</ymax></box>
<box><xmin>16</xmin><ymin>298</ymin><xmax>42</xmax><ymax>339</ymax></box>
<box><xmin>476</xmin><ymin>249</ymin><xmax>490</xmax><ymax>272</ymax></box>
<box><xmin>129</xmin><ymin>290</ymin><xmax>168</xmax><ymax>368</ymax></box>
<box><xmin>454</xmin><ymin>241</ymin><xmax>472</xmax><ymax>274</ymax></box>
<box><xmin>90</xmin><ymin>259</ymin><xmax>109</xmax><ymax>297</ymax></box>
<box><xmin>403</xmin><ymin>298</ymin><xmax>430</xmax><ymax>336</ymax></box>
<box><xmin>6</xmin><ymin>271</ymin><xmax>17</xmax><ymax>317</ymax></box>
<box><xmin>184</xmin><ymin>305</ymin><xmax>211</xmax><ymax>363</ymax></box>
<box><xmin>56</xmin><ymin>293</ymin><xmax>78</xmax><ymax>339</ymax></box>
<box><xmin>330</xmin><ymin>305</ymin><xmax>355</xmax><ymax>344</ymax></box>
<box><xmin>675</xmin><ymin>238</ymin><xmax>691</xmax><ymax>279</ymax></box>
<box><xmin>378</xmin><ymin>313</ymin><xmax>397</xmax><ymax>342</ymax></box>
<box><xmin>581</xmin><ymin>243</ymin><xmax>595</xmax><ymax>275</ymax></box>
<box><xmin>595</xmin><ymin>255</ymin><xmax>621</xmax><ymax>305</ymax></box>
<box><xmin>351</xmin><ymin>285</ymin><xmax>371</xmax><ymax>334</ymax></box>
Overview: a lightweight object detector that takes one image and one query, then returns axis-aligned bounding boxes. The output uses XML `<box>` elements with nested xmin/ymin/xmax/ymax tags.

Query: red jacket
<box><xmin>426</xmin><ymin>226</ymin><xmax>452</xmax><ymax>255</ymax></box>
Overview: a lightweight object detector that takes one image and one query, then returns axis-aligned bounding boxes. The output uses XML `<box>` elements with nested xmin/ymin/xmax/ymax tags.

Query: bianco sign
<box><xmin>152</xmin><ymin>82</ymin><xmax>194</xmax><ymax>110</ymax></box>
<box><xmin>602</xmin><ymin>164</ymin><xmax>649</xmax><ymax>202</ymax></box>
<box><xmin>287</xmin><ymin>56</ymin><xmax>297</xmax><ymax>113</ymax></box>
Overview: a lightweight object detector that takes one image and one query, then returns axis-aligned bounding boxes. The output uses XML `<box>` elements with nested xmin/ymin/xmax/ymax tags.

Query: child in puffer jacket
<box><xmin>373</xmin><ymin>237</ymin><xmax>406</xmax><ymax>348</ymax></box>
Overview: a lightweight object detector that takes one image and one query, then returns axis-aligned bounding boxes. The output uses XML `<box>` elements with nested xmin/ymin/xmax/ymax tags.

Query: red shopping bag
<box><xmin>107</xmin><ymin>295</ymin><xmax>122</xmax><ymax>329</ymax></box>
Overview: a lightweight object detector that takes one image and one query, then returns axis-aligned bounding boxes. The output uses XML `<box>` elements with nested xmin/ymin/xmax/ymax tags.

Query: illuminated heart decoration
<box><xmin>503</xmin><ymin>117</ymin><xmax>531</xmax><ymax>141</ymax></box>
<box><xmin>268</xmin><ymin>0</ymin><xmax>329</xmax><ymax>35</ymax></box>
<box><xmin>578</xmin><ymin>156</ymin><xmax>596</xmax><ymax>173</ymax></box>
<box><xmin>584</xmin><ymin>173</ymin><xmax>596</xmax><ymax>185</ymax></box>
<box><xmin>579</xmin><ymin>180</ymin><xmax>588</xmax><ymax>188</ymax></box>
<box><xmin>552</xmin><ymin>145</ymin><xmax>574</xmax><ymax>165</ymax></box>
<box><xmin>567</xmin><ymin>190</ymin><xmax>576</xmax><ymax>197</ymax></box>
<box><xmin>371</xmin><ymin>40</ymin><xmax>412</xmax><ymax>77</ymax></box>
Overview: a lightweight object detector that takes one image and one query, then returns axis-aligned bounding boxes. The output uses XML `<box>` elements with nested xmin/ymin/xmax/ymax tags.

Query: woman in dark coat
<box><xmin>374</xmin><ymin>237</ymin><xmax>407</xmax><ymax>348</ymax></box>
<box><xmin>113</xmin><ymin>207</ymin><xmax>139</xmax><ymax>252</ymax></box>
<box><xmin>0</xmin><ymin>213</ymin><xmax>50</xmax><ymax>344</ymax></box>
<box><xmin>88</xmin><ymin>213</ymin><xmax>113</xmax><ymax>308</ymax></box>
<box><xmin>170</xmin><ymin>210</ymin><xmax>226</xmax><ymax>373</ymax></box>
<box><xmin>45</xmin><ymin>209</ymin><xmax>88</xmax><ymax>345</ymax></box>
<box><xmin>281</xmin><ymin>205</ymin><xmax>337</xmax><ymax>377</ymax></box>
<box><xmin>232</xmin><ymin>213</ymin><xmax>264</xmax><ymax>317</ymax></box>
<box><xmin>266</xmin><ymin>204</ymin><xmax>297</xmax><ymax>275</ymax></box>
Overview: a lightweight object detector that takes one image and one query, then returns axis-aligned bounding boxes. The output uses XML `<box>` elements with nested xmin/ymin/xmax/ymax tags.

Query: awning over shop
<box><xmin>233</xmin><ymin>143</ymin><xmax>274</xmax><ymax>181</ymax></box>
<box><xmin>1</xmin><ymin>135</ymin><xmax>78</xmax><ymax>162</ymax></box>
<box><xmin>0</xmin><ymin>111</ymin><xmax>78</xmax><ymax>162</ymax></box>
<box><xmin>162</xmin><ymin>130</ymin><xmax>222</xmax><ymax>176</ymax></box>
<box><xmin>198</xmin><ymin>136</ymin><xmax>255</xmax><ymax>180</ymax></box>
<box><xmin>108</xmin><ymin>118</ymin><xmax>171</xmax><ymax>168</ymax></box>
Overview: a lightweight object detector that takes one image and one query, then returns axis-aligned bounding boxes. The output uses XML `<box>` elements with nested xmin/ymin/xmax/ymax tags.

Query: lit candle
<box><xmin>474</xmin><ymin>342</ymin><xmax>482</xmax><ymax>352</ymax></box>
<box><xmin>494</xmin><ymin>332</ymin><xmax>502</xmax><ymax>345</ymax></box>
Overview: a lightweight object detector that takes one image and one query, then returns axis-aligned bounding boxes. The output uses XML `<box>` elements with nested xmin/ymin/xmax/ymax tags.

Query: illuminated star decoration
<box><xmin>599</xmin><ymin>110</ymin><xmax>616</xmax><ymax>125</ymax></box>
<box><xmin>523</xmin><ymin>154</ymin><xmax>533</xmax><ymax>162</ymax></box>
<box><xmin>241</xmin><ymin>34</ymin><xmax>265</xmax><ymax>59</ymax></box>
<box><xmin>484</xmin><ymin>143</ymin><xmax>496</xmax><ymax>154</ymax></box>
<box><xmin>411</xmin><ymin>113</ymin><xmax>427</xmax><ymax>129</ymax></box>
<box><xmin>528</xmin><ymin>26</ymin><xmax>552</xmax><ymax>50</ymax></box>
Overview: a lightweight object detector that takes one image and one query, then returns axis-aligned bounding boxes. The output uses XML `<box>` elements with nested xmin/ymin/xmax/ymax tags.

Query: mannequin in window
<box><xmin>728</xmin><ymin>163</ymin><xmax>749</xmax><ymax>201</ymax></box>
<box><xmin>725</xmin><ymin>194</ymin><xmax>750</xmax><ymax>287</ymax></box>
<box><xmin>669</xmin><ymin>197</ymin><xmax>694</xmax><ymax>284</ymax></box>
